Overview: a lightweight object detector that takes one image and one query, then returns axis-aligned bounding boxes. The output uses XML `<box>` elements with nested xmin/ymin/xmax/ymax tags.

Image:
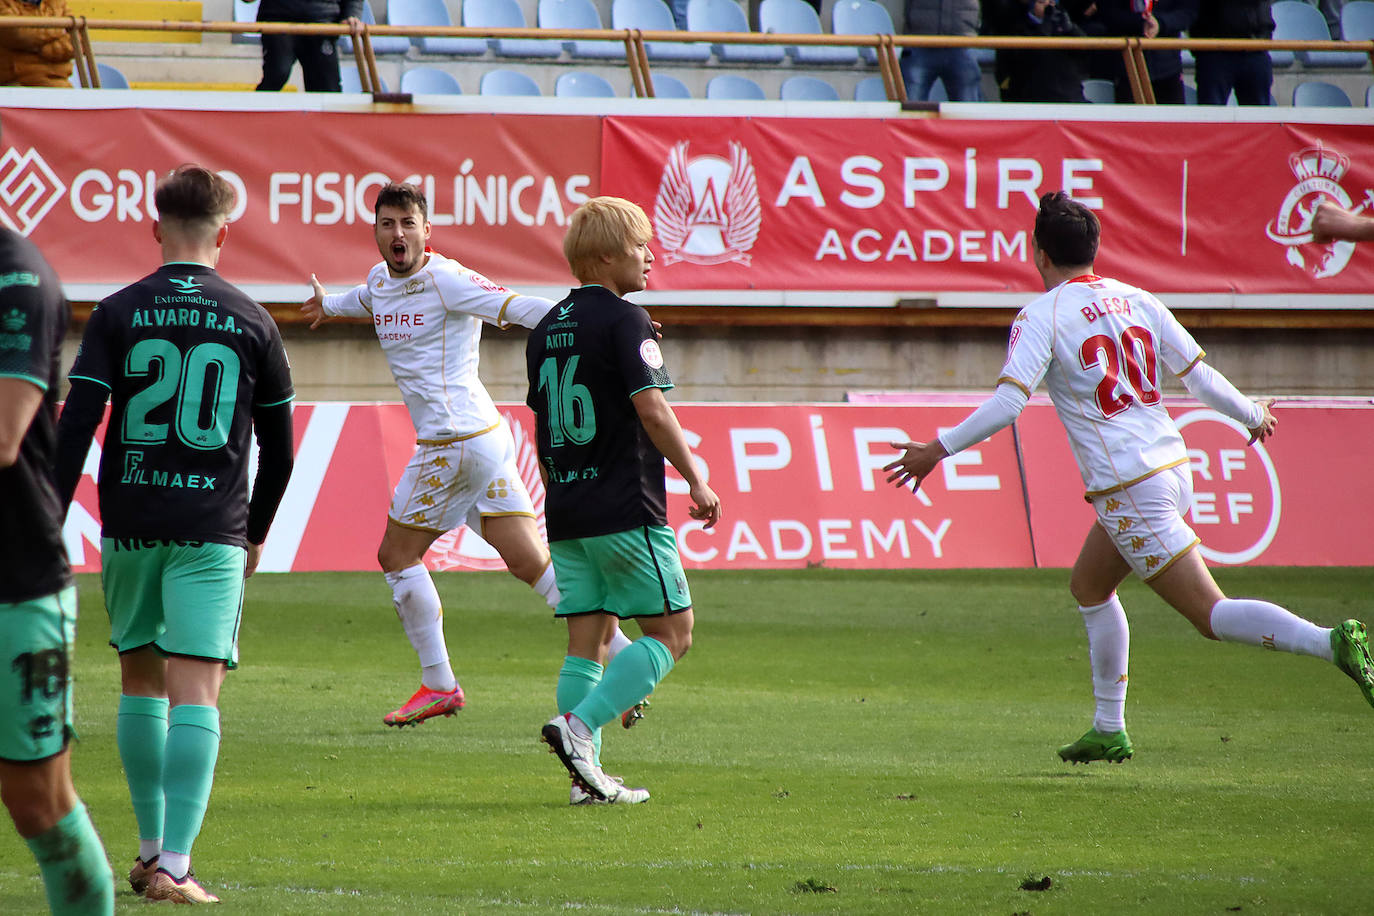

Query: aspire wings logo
<box><xmin>1265</xmin><ymin>145</ymin><xmax>1369</xmax><ymax>279</ymax></box>
<box><xmin>0</xmin><ymin>146</ymin><xmax>66</xmax><ymax>237</ymax></box>
<box><xmin>653</xmin><ymin>140</ymin><xmax>761</xmax><ymax>266</ymax></box>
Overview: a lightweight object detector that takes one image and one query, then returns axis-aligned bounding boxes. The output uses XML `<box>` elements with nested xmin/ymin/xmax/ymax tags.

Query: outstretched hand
<box><xmin>301</xmin><ymin>274</ymin><xmax>327</xmax><ymax>329</ymax></box>
<box><xmin>1248</xmin><ymin>398</ymin><xmax>1278</xmax><ymax>445</ymax></box>
<box><xmin>883</xmin><ymin>440</ymin><xmax>948</xmax><ymax>492</ymax></box>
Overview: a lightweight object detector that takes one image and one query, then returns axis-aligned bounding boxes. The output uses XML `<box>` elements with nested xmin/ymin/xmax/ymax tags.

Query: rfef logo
<box><xmin>653</xmin><ymin>141</ymin><xmax>760</xmax><ymax>266</ymax></box>
<box><xmin>0</xmin><ymin>147</ymin><xmax>66</xmax><ymax>237</ymax></box>
<box><xmin>1265</xmin><ymin>145</ymin><xmax>1368</xmax><ymax>280</ymax></box>
<box><xmin>1177</xmin><ymin>409</ymin><xmax>1281</xmax><ymax>564</ymax></box>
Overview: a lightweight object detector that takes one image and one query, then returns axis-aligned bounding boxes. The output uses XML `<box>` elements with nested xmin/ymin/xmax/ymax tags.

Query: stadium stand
<box><xmin>853</xmin><ymin>74</ymin><xmax>888</xmax><ymax>100</ymax></box>
<box><xmin>758</xmin><ymin>0</ymin><xmax>858</xmax><ymax>66</ymax></box>
<box><xmin>233</xmin><ymin>0</ymin><xmax>260</xmax><ymax>44</ymax></box>
<box><xmin>612</xmin><ymin>0</ymin><xmax>711</xmax><ymax>61</ymax></box>
<box><xmin>466</xmin><ymin>0</ymin><xmax>563</xmax><ymax>58</ymax></box>
<box><xmin>1272</xmin><ymin>0</ymin><xmax>1368</xmax><ymax>68</ymax></box>
<box><xmin>400</xmin><ymin>65</ymin><xmax>464</xmax><ymax>93</ymax></box>
<box><xmin>388</xmin><ymin>0</ymin><xmax>487</xmax><ymax>55</ymax></box>
<box><xmin>780</xmin><ymin>73</ymin><xmax>840</xmax><ymax>100</ymax></box>
<box><xmin>705</xmin><ymin>72</ymin><xmax>765</xmax><ymax>98</ymax></box>
<box><xmin>342</xmin><ymin>62</ymin><xmax>390</xmax><ymax>92</ymax></box>
<box><xmin>539</xmin><ymin>0</ymin><xmax>623</xmax><ymax>59</ymax></box>
<box><xmin>687</xmin><ymin>0</ymin><xmax>785</xmax><ymax>64</ymax></box>
<box><xmin>341</xmin><ymin>1</ymin><xmax>414</xmax><ymax>55</ymax></box>
<box><xmin>649</xmin><ymin>71</ymin><xmax>692</xmax><ymax>96</ymax></box>
<box><xmin>480</xmin><ymin>67</ymin><xmax>542</xmax><ymax>93</ymax></box>
<box><xmin>555</xmin><ymin>69</ymin><xmax>616</xmax><ymax>95</ymax></box>
<box><xmin>1083</xmin><ymin>78</ymin><xmax>1115</xmax><ymax>104</ymax></box>
<box><xmin>68</xmin><ymin>61</ymin><xmax>131</xmax><ymax>88</ymax></box>
<box><xmin>1292</xmin><ymin>79</ymin><xmax>1353</xmax><ymax>105</ymax></box>
<box><xmin>830</xmin><ymin>0</ymin><xmax>895</xmax><ymax>65</ymax></box>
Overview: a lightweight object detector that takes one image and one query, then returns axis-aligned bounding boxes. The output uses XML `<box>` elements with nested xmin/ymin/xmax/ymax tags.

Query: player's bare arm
<box><xmin>301</xmin><ymin>273</ymin><xmax>328</xmax><ymax>329</ymax></box>
<box><xmin>884</xmin><ymin>439</ymin><xmax>949</xmax><ymax>492</ymax></box>
<box><xmin>631</xmin><ymin>387</ymin><xmax>721</xmax><ymax>528</ymax></box>
<box><xmin>1311</xmin><ymin>201</ymin><xmax>1374</xmax><ymax>243</ymax></box>
<box><xmin>0</xmin><ymin>378</ymin><xmax>43</xmax><ymax>467</ymax></box>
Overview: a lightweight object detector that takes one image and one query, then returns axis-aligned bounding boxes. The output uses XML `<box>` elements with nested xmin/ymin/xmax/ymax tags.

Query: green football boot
<box><xmin>1331</xmin><ymin>619</ymin><xmax>1374</xmax><ymax>710</ymax></box>
<box><xmin>1057</xmin><ymin>727</ymin><xmax>1133</xmax><ymax>764</ymax></box>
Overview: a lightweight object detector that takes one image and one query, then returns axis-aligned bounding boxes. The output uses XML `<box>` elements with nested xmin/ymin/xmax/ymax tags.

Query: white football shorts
<box><xmin>1091</xmin><ymin>464</ymin><xmax>1201</xmax><ymax>582</ymax></box>
<box><xmin>389</xmin><ymin>420</ymin><xmax>535</xmax><ymax>535</ymax></box>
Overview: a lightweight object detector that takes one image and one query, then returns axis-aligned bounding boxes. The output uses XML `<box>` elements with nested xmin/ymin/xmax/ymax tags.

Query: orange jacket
<box><xmin>0</xmin><ymin>0</ymin><xmax>74</xmax><ymax>87</ymax></box>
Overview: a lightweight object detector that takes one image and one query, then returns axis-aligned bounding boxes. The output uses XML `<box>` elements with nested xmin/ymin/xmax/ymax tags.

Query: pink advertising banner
<box><xmin>62</xmin><ymin>400</ymin><xmax>1371</xmax><ymax>574</ymax></box>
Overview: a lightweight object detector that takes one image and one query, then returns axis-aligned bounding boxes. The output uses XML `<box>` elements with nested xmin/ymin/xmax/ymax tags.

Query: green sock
<box><xmin>557</xmin><ymin>656</ymin><xmax>604</xmax><ymax>765</ymax></box>
<box><xmin>117</xmin><ymin>695</ymin><xmax>169</xmax><ymax>847</ymax></box>
<box><xmin>572</xmin><ymin>637</ymin><xmax>674</xmax><ymax>732</ymax></box>
<box><xmin>162</xmin><ymin>705</ymin><xmax>221</xmax><ymax>857</ymax></box>
<box><xmin>25</xmin><ymin>801</ymin><xmax>114</xmax><ymax>916</ymax></box>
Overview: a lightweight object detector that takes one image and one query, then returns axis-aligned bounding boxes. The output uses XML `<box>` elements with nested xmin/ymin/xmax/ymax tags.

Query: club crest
<box><xmin>1265</xmin><ymin>145</ymin><xmax>1367</xmax><ymax>279</ymax></box>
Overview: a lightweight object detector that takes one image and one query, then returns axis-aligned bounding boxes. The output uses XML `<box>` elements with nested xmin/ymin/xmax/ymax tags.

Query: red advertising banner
<box><xmin>600</xmin><ymin>116</ymin><xmax>1374</xmax><ymax>295</ymax></box>
<box><xmin>63</xmin><ymin>400</ymin><xmax>1370</xmax><ymax>574</ymax></box>
<box><xmin>0</xmin><ymin>108</ymin><xmax>600</xmax><ymax>291</ymax></box>
<box><xmin>2</xmin><ymin>105</ymin><xmax>1372</xmax><ymax>298</ymax></box>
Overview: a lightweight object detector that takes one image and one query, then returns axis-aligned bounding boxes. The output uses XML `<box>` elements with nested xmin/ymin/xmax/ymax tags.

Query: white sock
<box><xmin>606</xmin><ymin>627</ymin><xmax>633</xmax><ymax>662</ymax></box>
<box><xmin>1209</xmin><ymin>598</ymin><xmax>1333</xmax><ymax>660</ymax></box>
<box><xmin>384</xmin><ymin>564</ymin><xmax>457</xmax><ymax>691</ymax></box>
<box><xmin>532</xmin><ymin>562</ymin><xmax>560</xmax><ymax>610</ymax></box>
<box><xmin>159</xmin><ymin>851</ymin><xmax>190</xmax><ymax>880</ymax></box>
<box><xmin>139</xmin><ymin>839</ymin><xmax>161</xmax><ymax>862</ymax></box>
<box><xmin>1080</xmin><ymin>596</ymin><xmax>1130</xmax><ymax>733</ymax></box>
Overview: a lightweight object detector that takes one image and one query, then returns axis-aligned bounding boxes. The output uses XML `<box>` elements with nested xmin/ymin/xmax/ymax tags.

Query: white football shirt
<box><xmin>324</xmin><ymin>250</ymin><xmax>552</xmax><ymax>442</ymax></box>
<box><xmin>998</xmin><ymin>274</ymin><xmax>1208</xmax><ymax>496</ymax></box>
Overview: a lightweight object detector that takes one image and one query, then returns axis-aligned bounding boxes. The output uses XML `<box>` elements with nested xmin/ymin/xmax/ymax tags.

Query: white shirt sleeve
<box><xmin>495</xmin><ymin>294</ymin><xmax>554</xmax><ymax>330</ymax></box>
<box><xmin>322</xmin><ymin>283</ymin><xmax>371</xmax><ymax>319</ymax></box>
<box><xmin>1179</xmin><ymin>360</ymin><xmax>1264</xmax><ymax>429</ymax></box>
<box><xmin>937</xmin><ymin>383</ymin><xmax>1030</xmax><ymax>456</ymax></box>
<box><xmin>432</xmin><ymin>265</ymin><xmax>552</xmax><ymax>329</ymax></box>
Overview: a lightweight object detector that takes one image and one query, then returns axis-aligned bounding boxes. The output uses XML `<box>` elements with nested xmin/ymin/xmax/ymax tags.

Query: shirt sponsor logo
<box><xmin>654</xmin><ymin>140</ymin><xmax>760</xmax><ymax>266</ymax></box>
<box><xmin>1265</xmin><ymin>145</ymin><xmax>1367</xmax><ymax>279</ymax></box>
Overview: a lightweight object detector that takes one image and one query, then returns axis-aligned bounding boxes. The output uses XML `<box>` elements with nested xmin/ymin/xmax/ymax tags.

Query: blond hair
<box><xmin>563</xmin><ymin>197</ymin><xmax>653</xmax><ymax>282</ymax></box>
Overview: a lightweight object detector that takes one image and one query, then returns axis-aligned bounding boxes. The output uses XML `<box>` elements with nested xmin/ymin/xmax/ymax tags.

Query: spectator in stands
<box><xmin>1315</xmin><ymin>0</ymin><xmax>1343</xmax><ymax>37</ymax></box>
<box><xmin>0</xmin><ymin>0</ymin><xmax>74</xmax><ymax>87</ymax></box>
<box><xmin>982</xmin><ymin>0</ymin><xmax>1090</xmax><ymax>102</ymax></box>
<box><xmin>902</xmin><ymin>0</ymin><xmax>984</xmax><ymax>101</ymax></box>
<box><xmin>250</xmin><ymin>0</ymin><xmax>363</xmax><ymax>92</ymax></box>
<box><xmin>1080</xmin><ymin>0</ymin><xmax>1197</xmax><ymax>103</ymax></box>
<box><xmin>1191</xmin><ymin>0</ymin><xmax>1274</xmax><ymax>105</ymax></box>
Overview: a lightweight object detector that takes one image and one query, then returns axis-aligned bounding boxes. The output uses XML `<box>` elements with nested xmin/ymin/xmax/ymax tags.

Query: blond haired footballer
<box><xmin>302</xmin><ymin>183</ymin><xmax>638</xmax><ymax>728</ymax></box>
<box><xmin>885</xmin><ymin>191</ymin><xmax>1374</xmax><ymax>764</ymax></box>
<box><xmin>530</xmin><ymin>197</ymin><xmax>720</xmax><ymax>803</ymax></box>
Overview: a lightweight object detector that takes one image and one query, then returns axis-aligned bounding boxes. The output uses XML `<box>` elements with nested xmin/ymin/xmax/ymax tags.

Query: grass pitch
<box><xmin>1</xmin><ymin>567</ymin><xmax>1372</xmax><ymax>914</ymax></box>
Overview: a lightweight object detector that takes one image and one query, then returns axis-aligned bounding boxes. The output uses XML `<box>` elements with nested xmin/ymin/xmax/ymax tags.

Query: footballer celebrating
<box><xmin>301</xmin><ymin>182</ymin><xmax>638</xmax><ymax>729</ymax></box>
<box><xmin>885</xmin><ymin>191</ymin><xmax>1374</xmax><ymax>764</ymax></box>
<box><xmin>532</xmin><ymin>197</ymin><xmax>720</xmax><ymax>804</ymax></box>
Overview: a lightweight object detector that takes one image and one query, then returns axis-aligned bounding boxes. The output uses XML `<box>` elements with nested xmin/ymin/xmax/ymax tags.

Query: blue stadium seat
<box><xmin>401</xmin><ymin>66</ymin><xmax>463</xmax><ymax>93</ymax></box>
<box><xmin>480</xmin><ymin>67</ymin><xmax>542</xmax><ymax>94</ymax></box>
<box><xmin>831</xmin><ymin>0</ymin><xmax>893</xmax><ymax>65</ymax></box>
<box><xmin>342</xmin><ymin>1</ymin><xmax>414</xmax><ymax>55</ymax></box>
<box><xmin>555</xmin><ymin>70</ymin><xmax>616</xmax><ymax>96</ymax></box>
<box><xmin>233</xmin><ymin>0</ymin><xmax>260</xmax><ymax>45</ymax></box>
<box><xmin>687</xmin><ymin>0</ymin><xmax>785</xmax><ymax>63</ymax></box>
<box><xmin>853</xmin><ymin>74</ymin><xmax>888</xmax><ymax>100</ymax></box>
<box><xmin>70</xmin><ymin>62</ymin><xmax>131</xmax><ymax>88</ymax></box>
<box><xmin>705</xmin><ymin>73</ymin><xmax>766</xmax><ymax>99</ymax></box>
<box><xmin>758</xmin><ymin>0</ymin><xmax>857</xmax><ymax>65</ymax></box>
<box><xmin>650</xmin><ymin>72</ymin><xmax>692</xmax><ymax>97</ymax></box>
<box><xmin>1083</xmin><ymin>78</ymin><xmax>1115</xmax><ymax>103</ymax></box>
<box><xmin>389</xmin><ymin>0</ymin><xmax>488</xmax><ymax>54</ymax></box>
<box><xmin>466</xmin><ymin>0</ymin><xmax>563</xmax><ymax>57</ymax></box>
<box><xmin>1343</xmin><ymin>0</ymin><xmax>1374</xmax><ymax>41</ymax></box>
<box><xmin>1368</xmin><ymin>83</ymin><xmax>1374</xmax><ymax>106</ymax></box>
<box><xmin>611</xmin><ymin>0</ymin><xmax>710</xmax><ymax>60</ymax></box>
<box><xmin>1292</xmin><ymin>79</ymin><xmax>1353</xmax><ymax>106</ymax></box>
<box><xmin>780</xmin><ymin>74</ymin><xmax>840</xmax><ymax>100</ymax></box>
<box><xmin>341</xmin><ymin>63</ymin><xmax>391</xmax><ymax>92</ymax></box>
<box><xmin>539</xmin><ymin>0</ymin><xmax>623</xmax><ymax>58</ymax></box>
<box><xmin>1272</xmin><ymin>0</ymin><xmax>1367</xmax><ymax>68</ymax></box>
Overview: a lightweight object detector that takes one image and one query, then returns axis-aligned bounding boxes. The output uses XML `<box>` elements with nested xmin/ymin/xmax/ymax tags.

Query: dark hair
<box><xmin>154</xmin><ymin>164</ymin><xmax>235</xmax><ymax>226</ymax></box>
<box><xmin>1033</xmin><ymin>191</ymin><xmax>1099</xmax><ymax>268</ymax></box>
<box><xmin>374</xmin><ymin>182</ymin><xmax>428</xmax><ymax>220</ymax></box>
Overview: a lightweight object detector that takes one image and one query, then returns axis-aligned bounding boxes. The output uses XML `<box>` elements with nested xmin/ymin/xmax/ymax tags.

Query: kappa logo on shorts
<box><xmin>653</xmin><ymin>141</ymin><xmax>761</xmax><ymax>267</ymax></box>
<box><xmin>1266</xmin><ymin>145</ymin><xmax>1369</xmax><ymax>279</ymax></box>
<box><xmin>0</xmin><ymin>146</ymin><xmax>67</xmax><ymax>237</ymax></box>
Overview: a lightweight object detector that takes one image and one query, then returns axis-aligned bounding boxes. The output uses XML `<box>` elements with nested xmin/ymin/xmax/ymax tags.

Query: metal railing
<box><xmin>3</xmin><ymin>14</ymin><xmax>1372</xmax><ymax>102</ymax></box>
